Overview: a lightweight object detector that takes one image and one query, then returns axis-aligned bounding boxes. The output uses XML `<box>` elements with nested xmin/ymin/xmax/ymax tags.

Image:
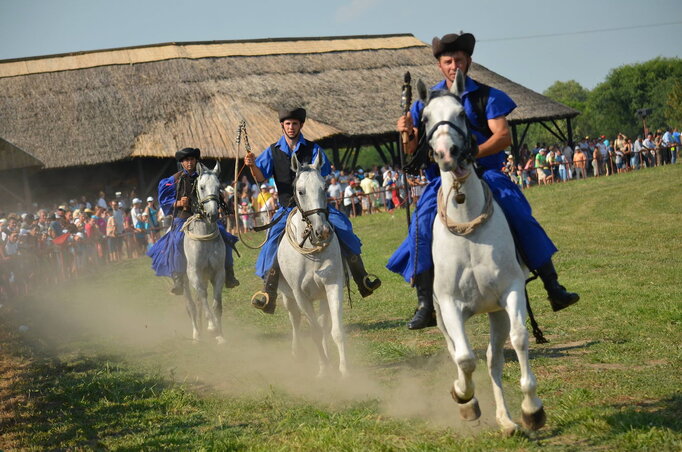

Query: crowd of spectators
<box><xmin>3</xmin><ymin>126</ymin><xmax>677</xmax><ymax>298</ymax></box>
<box><xmin>224</xmin><ymin>164</ymin><xmax>420</xmax><ymax>233</ymax></box>
<box><xmin>503</xmin><ymin>127</ymin><xmax>680</xmax><ymax>188</ymax></box>
<box><xmin>0</xmin><ymin>191</ymin><xmax>165</xmax><ymax>299</ymax></box>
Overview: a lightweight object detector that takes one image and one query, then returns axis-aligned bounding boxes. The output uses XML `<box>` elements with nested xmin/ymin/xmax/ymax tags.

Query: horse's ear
<box><xmin>213</xmin><ymin>160</ymin><xmax>221</xmax><ymax>176</ymax></box>
<box><xmin>197</xmin><ymin>162</ymin><xmax>205</xmax><ymax>175</ymax></box>
<box><xmin>417</xmin><ymin>79</ymin><xmax>428</xmax><ymax>102</ymax></box>
<box><xmin>312</xmin><ymin>151</ymin><xmax>322</xmax><ymax>171</ymax></box>
<box><xmin>450</xmin><ymin>69</ymin><xmax>466</xmax><ymax>97</ymax></box>
<box><xmin>291</xmin><ymin>153</ymin><xmax>300</xmax><ymax>173</ymax></box>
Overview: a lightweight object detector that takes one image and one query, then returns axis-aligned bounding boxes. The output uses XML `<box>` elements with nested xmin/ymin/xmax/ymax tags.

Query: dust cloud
<box><xmin>8</xmin><ymin>277</ymin><xmax>507</xmax><ymax>433</ymax></box>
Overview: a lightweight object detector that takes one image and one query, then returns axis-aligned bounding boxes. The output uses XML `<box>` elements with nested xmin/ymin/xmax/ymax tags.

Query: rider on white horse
<box><xmin>389</xmin><ymin>32</ymin><xmax>579</xmax><ymax>330</ymax></box>
<box><xmin>244</xmin><ymin>108</ymin><xmax>381</xmax><ymax>314</ymax></box>
<box><xmin>147</xmin><ymin>147</ymin><xmax>239</xmax><ymax>293</ymax></box>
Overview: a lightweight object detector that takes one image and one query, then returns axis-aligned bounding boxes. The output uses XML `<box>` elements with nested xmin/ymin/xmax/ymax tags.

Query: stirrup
<box><xmin>251</xmin><ymin>291</ymin><xmax>275</xmax><ymax>314</ymax></box>
<box><xmin>362</xmin><ymin>273</ymin><xmax>382</xmax><ymax>291</ymax></box>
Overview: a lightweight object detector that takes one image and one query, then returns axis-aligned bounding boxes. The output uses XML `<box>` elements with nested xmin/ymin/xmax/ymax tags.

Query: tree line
<box><xmin>527</xmin><ymin>57</ymin><xmax>682</xmax><ymax>145</ymax></box>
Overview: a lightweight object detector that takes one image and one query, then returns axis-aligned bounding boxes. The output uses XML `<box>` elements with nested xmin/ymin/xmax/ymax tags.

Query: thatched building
<box><xmin>0</xmin><ymin>33</ymin><xmax>578</xmax><ymax>210</ymax></box>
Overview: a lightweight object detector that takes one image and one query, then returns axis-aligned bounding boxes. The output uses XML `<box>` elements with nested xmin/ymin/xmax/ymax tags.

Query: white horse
<box><xmin>181</xmin><ymin>161</ymin><xmax>226</xmax><ymax>344</ymax></box>
<box><xmin>277</xmin><ymin>153</ymin><xmax>348</xmax><ymax>377</ymax></box>
<box><xmin>419</xmin><ymin>69</ymin><xmax>545</xmax><ymax>435</ymax></box>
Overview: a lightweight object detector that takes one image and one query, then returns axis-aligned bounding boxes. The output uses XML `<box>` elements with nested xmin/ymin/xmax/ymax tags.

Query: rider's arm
<box><xmin>396</xmin><ymin>112</ymin><xmax>418</xmax><ymax>154</ymax></box>
<box><xmin>476</xmin><ymin>116</ymin><xmax>512</xmax><ymax>158</ymax></box>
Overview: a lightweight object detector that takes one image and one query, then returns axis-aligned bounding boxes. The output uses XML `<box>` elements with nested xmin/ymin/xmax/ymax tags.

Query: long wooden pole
<box><xmin>399</xmin><ymin>72</ymin><xmax>412</xmax><ymax>228</ymax></box>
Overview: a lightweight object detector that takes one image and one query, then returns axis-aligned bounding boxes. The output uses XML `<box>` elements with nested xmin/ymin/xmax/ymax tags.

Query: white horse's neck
<box><xmin>440</xmin><ymin>166</ymin><xmax>487</xmax><ymax>222</ymax></box>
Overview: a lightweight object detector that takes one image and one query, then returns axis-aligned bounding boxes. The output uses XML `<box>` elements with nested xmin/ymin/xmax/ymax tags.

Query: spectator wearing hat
<box><xmin>130</xmin><ymin>198</ymin><xmax>145</xmax><ymax>228</ymax></box>
<box><xmin>244</xmin><ymin>107</ymin><xmax>381</xmax><ymax>314</ymax></box>
<box><xmin>147</xmin><ymin>147</ymin><xmax>239</xmax><ymax>295</ymax></box>
<box><xmin>255</xmin><ymin>183</ymin><xmax>272</xmax><ymax>227</ymax></box>
<box><xmin>144</xmin><ymin>197</ymin><xmax>160</xmax><ymax>241</ymax></box>
<box><xmin>343</xmin><ymin>179</ymin><xmax>361</xmax><ymax>217</ymax></box>
<box><xmin>573</xmin><ymin>146</ymin><xmax>587</xmax><ymax>179</ymax></box>
<box><xmin>392</xmin><ymin>32</ymin><xmax>579</xmax><ymax>331</ymax></box>
<box><xmin>222</xmin><ymin>186</ymin><xmax>238</xmax><ymax>234</ymax></box>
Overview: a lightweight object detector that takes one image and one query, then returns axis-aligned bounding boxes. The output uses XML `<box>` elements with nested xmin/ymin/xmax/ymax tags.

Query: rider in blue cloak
<box><xmin>147</xmin><ymin>147</ymin><xmax>239</xmax><ymax>294</ymax></box>
<box><xmin>244</xmin><ymin>107</ymin><xmax>381</xmax><ymax>314</ymax></box>
<box><xmin>389</xmin><ymin>33</ymin><xmax>579</xmax><ymax>330</ymax></box>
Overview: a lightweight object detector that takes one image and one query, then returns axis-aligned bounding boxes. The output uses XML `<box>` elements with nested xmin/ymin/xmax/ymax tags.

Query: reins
<box><xmin>437</xmin><ymin>171</ymin><xmax>493</xmax><ymax>236</ymax></box>
<box><xmin>233</xmin><ymin>121</ymin><xmax>269</xmax><ymax>250</ymax></box>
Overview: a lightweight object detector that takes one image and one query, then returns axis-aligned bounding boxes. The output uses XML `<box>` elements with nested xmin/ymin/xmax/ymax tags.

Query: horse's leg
<box><xmin>297</xmin><ymin>296</ymin><xmax>330</xmax><ymax>377</ymax></box>
<box><xmin>183</xmin><ymin>275</ymin><xmax>201</xmax><ymax>342</ymax></box>
<box><xmin>318</xmin><ymin>298</ymin><xmax>331</xmax><ymax>360</ymax></box>
<box><xmin>325</xmin><ymin>282</ymin><xmax>348</xmax><ymax>377</ymax></box>
<box><xmin>503</xmin><ymin>284</ymin><xmax>546</xmax><ymax>432</ymax></box>
<box><xmin>487</xmin><ymin>309</ymin><xmax>519</xmax><ymax>436</ymax></box>
<box><xmin>211</xmin><ymin>260</ymin><xmax>226</xmax><ymax>345</ymax></box>
<box><xmin>283</xmin><ymin>294</ymin><xmax>303</xmax><ymax>360</ymax></box>
<box><xmin>437</xmin><ymin>297</ymin><xmax>480</xmax><ymax>421</ymax></box>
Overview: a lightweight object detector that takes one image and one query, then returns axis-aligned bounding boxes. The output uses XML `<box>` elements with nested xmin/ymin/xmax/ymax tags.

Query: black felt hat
<box><xmin>432</xmin><ymin>33</ymin><xmax>476</xmax><ymax>59</ymax></box>
<box><xmin>278</xmin><ymin>107</ymin><xmax>306</xmax><ymax>123</ymax></box>
<box><xmin>175</xmin><ymin>147</ymin><xmax>201</xmax><ymax>161</ymax></box>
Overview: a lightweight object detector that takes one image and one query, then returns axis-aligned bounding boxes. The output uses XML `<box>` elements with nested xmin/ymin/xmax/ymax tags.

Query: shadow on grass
<box><xmin>347</xmin><ymin>319</ymin><xmax>405</xmax><ymax>332</ymax></box>
<box><xmin>605</xmin><ymin>393</ymin><xmax>682</xmax><ymax>433</ymax></box>
<box><xmin>7</xmin><ymin>352</ymin><xmax>249</xmax><ymax>450</ymax></box>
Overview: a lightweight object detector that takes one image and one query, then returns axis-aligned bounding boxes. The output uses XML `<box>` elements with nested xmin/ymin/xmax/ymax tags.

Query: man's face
<box><xmin>437</xmin><ymin>51</ymin><xmax>471</xmax><ymax>82</ymax></box>
<box><xmin>281</xmin><ymin>119</ymin><xmax>303</xmax><ymax>140</ymax></box>
<box><xmin>181</xmin><ymin>156</ymin><xmax>197</xmax><ymax>173</ymax></box>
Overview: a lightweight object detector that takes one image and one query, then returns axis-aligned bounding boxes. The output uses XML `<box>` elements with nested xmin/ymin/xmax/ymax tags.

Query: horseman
<box><xmin>244</xmin><ymin>107</ymin><xmax>381</xmax><ymax>314</ymax></box>
<box><xmin>389</xmin><ymin>32</ymin><xmax>580</xmax><ymax>330</ymax></box>
<box><xmin>147</xmin><ymin>147</ymin><xmax>239</xmax><ymax>294</ymax></box>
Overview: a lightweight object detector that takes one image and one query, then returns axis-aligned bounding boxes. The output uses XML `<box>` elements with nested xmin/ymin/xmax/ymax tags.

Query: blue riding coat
<box><xmin>386</xmin><ymin>77</ymin><xmax>557</xmax><ymax>283</ymax></box>
<box><xmin>254</xmin><ymin>134</ymin><xmax>362</xmax><ymax>278</ymax></box>
<box><xmin>147</xmin><ymin>171</ymin><xmax>238</xmax><ymax>277</ymax></box>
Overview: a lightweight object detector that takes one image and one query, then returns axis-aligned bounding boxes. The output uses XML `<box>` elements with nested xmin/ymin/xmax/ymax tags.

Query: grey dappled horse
<box><xmin>182</xmin><ymin>161</ymin><xmax>226</xmax><ymax>344</ymax></box>
<box><xmin>419</xmin><ymin>69</ymin><xmax>545</xmax><ymax>435</ymax></box>
<box><xmin>277</xmin><ymin>153</ymin><xmax>348</xmax><ymax>377</ymax></box>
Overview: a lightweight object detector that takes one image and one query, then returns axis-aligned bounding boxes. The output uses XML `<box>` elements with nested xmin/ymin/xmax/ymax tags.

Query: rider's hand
<box><xmin>396</xmin><ymin>112</ymin><xmax>413</xmax><ymax>135</ymax></box>
<box><xmin>244</xmin><ymin>151</ymin><xmax>256</xmax><ymax>168</ymax></box>
<box><xmin>179</xmin><ymin>196</ymin><xmax>190</xmax><ymax>208</ymax></box>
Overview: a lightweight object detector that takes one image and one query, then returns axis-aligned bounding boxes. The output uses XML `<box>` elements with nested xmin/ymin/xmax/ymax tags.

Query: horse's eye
<box><xmin>298</xmin><ymin>190</ymin><xmax>304</xmax><ymax>195</ymax></box>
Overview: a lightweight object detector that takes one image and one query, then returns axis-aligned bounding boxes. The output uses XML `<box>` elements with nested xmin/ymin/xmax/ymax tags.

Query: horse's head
<box><xmin>291</xmin><ymin>152</ymin><xmax>332</xmax><ymax>245</ymax></box>
<box><xmin>419</xmin><ymin>69</ymin><xmax>477</xmax><ymax>174</ymax></box>
<box><xmin>196</xmin><ymin>161</ymin><xmax>221</xmax><ymax>223</ymax></box>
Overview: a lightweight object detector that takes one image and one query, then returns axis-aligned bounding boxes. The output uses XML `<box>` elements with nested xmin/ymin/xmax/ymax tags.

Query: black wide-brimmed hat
<box><xmin>278</xmin><ymin>107</ymin><xmax>306</xmax><ymax>123</ymax></box>
<box><xmin>432</xmin><ymin>33</ymin><xmax>476</xmax><ymax>59</ymax></box>
<box><xmin>175</xmin><ymin>147</ymin><xmax>201</xmax><ymax>161</ymax></box>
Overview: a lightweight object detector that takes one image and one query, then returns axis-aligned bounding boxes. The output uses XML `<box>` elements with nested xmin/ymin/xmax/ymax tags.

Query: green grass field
<box><xmin>2</xmin><ymin>165</ymin><xmax>681</xmax><ymax>451</ymax></box>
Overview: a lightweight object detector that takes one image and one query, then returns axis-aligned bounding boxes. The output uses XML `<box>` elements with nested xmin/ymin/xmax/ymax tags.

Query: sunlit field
<box><xmin>1</xmin><ymin>165</ymin><xmax>681</xmax><ymax>451</ymax></box>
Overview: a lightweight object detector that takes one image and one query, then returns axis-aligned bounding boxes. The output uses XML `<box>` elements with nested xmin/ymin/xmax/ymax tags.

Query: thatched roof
<box><xmin>0</xmin><ymin>138</ymin><xmax>43</xmax><ymax>171</ymax></box>
<box><xmin>0</xmin><ymin>34</ymin><xmax>578</xmax><ymax>169</ymax></box>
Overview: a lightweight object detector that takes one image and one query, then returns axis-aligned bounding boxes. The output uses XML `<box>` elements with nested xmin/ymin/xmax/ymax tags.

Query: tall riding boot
<box><xmin>407</xmin><ymin>269</ymin><xmax>437</xmax><ymax>330</ymax></box>
<box><xmin>347</xmin><ymin>254</ymin><xmax>381</xmax><ymax>297</ymax></box>
<box><xmin>170</xmin><ymin>273</ymin><xmax>184</xmax><ymax>295</ymax></box>
<box><xmin>251</xmin><ymin>263</ymin><xmax>279</xmax><ymax>314</ymax></box>
<box><xmin>536</xmin><ymin>260</ymin><xmax>580</xmax><ymax>312</ymax></box>
<box><xmin>225</xmin><ymin>264</ymin><xmax>240</xmax><ymax>289</ymax></box>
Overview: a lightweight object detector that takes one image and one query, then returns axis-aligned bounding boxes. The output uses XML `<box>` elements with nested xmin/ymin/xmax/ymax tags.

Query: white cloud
<box><xmin>335</xmin><ymin>0</ymin><xmax>382</xmax><ymax>23</ymax></box>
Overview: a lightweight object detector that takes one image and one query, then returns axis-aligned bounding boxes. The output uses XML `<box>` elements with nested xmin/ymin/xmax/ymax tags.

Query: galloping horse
<box><xmin>277</xmin><ymin>153</ymin><xmax>348</xmax><ymax>377</ymax></box>
<box><xmin>420</xmin><ymin>69</ymin><xmax>545</xmax><ymax>435</ymax></box>
<box><xmin>182</xmin><ymin>161</ymin><xmax>227</xmax><ymax>344</ymax></box>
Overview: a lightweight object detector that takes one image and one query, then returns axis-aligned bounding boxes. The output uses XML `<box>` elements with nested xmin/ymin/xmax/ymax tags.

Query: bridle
<box><xmin>286</xmin><ymin>168</ymin><xmax>331</xmax><ymax>253</ymax></box>
<box><xmin>182</xmin><ymin>172</ymin><xmax>221</xmax><ymax>241</ymax></box>
<box><xmin>422</xmin><ymin>91</ymin><xmax>476</xmax><ymax>165</ymax></box>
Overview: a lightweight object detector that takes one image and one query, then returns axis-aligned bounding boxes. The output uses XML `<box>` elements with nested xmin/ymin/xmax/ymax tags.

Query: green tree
<box><xmin>585</xmin><ymin>57</ymin><xmax>682</xmax><ymax>138</ymax></box>
<box><xmin>664</xmin><ymin>80</ymin><xmax>682</xmax><ymax>128</ymax></box>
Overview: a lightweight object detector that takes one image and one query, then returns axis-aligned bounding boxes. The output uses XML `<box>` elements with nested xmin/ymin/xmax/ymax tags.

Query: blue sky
<box><xmin>1</xmin><ymin>0</ymin><xmax>680</xmax><ymax>92</ymax></box>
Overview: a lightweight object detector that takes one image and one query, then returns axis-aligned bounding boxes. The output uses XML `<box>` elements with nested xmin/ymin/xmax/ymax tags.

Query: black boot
<box><xmin>536</xmin><ymin>260</ymin><xmax>580</xmax><ymax>312</ymax></box>
<box><xmin>407</xmin><ymin>269</ymin><xmax>437</xmax><ymax>330</ymax></box>
<box><xmin>251</xmin><ymin>264</ymin><xmax>279</xmax><ymax>314</ymax></box>
<box><xmin>225</xmin><ymin>264</ymin><xmax>240</xmax><ymax>289</ymax></box>
<box><xmin>347</xmin><ymin>254</ymin><xmax>381</xmax><ymax>297</ymax></box>
<box><xmin>170</xmin><ymin>273</ymin><xmax>184</xmax><ymax>295</ymax></box>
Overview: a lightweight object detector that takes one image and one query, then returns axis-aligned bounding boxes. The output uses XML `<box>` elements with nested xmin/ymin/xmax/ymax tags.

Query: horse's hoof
<box><xmin>521</xmin><ymin>406</ymin><xmax>546</xmax><ymax>431</ymax></box>
<box><xmin>458</xmin><ymin>397</ymin><xmax>481</xmax><ymax>421</ymax></box>
<box><xmin>215</xmin><ymin>336</ymin><xmax>226</xmax><ymax>345</ymax></box>
<box><xmin>502</xmin><ymin>423</ymin><xmax>521</xmax><ymax>438</ymax></box>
